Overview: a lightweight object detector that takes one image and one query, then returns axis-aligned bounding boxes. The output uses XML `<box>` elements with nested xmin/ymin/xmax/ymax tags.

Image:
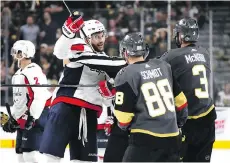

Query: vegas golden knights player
<box><xmin>111</xmin><ymin>33</ymin><xmax>188</xmax><ymax>162</ymax></box>
<box><xmin>161</xmin><ymin>18</ymin><xmax>216</xmax><ymax>162</ymax></box>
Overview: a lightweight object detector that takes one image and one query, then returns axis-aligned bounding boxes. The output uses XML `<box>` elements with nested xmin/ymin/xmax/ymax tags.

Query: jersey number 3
<box><xmin>192</xmin><ymin>65</ymin><xmax>209</xmax><ymax>98</ymax></box>
<box><xmin>141</xmin><ymin>79</ymin><xmax>175</xmax><ymax>118</ymax></box>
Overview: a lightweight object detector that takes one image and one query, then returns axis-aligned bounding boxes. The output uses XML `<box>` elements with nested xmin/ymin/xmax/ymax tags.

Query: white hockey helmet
<box><xmin>11</xmin><ymin>40</ymin><xmax>35</xmax><ymax>59</ymax></box>
<box><xmin>80</xmin><ymin>20</ymin><xmax>106</xmax><ymax>40</ymax></box>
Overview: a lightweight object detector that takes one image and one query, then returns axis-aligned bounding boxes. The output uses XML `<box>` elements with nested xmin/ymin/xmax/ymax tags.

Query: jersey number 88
<box><xmin>141</xmin><ymin>79</ymin><xmax>175</xmax><ymax>118</ymax></box>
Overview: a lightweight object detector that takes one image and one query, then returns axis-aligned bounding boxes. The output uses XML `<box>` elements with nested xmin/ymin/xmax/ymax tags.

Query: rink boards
<box><xmin>1</xmin><ymin>107</ymin><xmax>230</xmax><ymax>149</ymax></box>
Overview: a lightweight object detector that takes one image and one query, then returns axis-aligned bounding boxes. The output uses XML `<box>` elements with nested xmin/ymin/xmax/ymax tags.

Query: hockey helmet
<box><xmin>119</xmin><ymin>32</ymin><xmax>149</xmax><ymax>60</ymax></box>
<box><xmin>11</xmin><ymin>40</ymin><xmax>35</xmax><ymax>59</ymax></box>
<box><xmin>11</xmin><ymin>40</ymin><xmax>35</xmax><ymax>67</ymax></box>
<box><xmin>80</xmin><ymin>20</ymin><xmax>106</xmax><ymax>40</ymax></box>
<box><xmin>173</xmin><ymin>17</ymin><xmax>199</xmax><ymax>47</ymax></box>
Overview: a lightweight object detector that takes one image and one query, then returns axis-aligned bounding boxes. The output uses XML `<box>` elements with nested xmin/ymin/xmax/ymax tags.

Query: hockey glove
<box><xmin>98</xmin><ymin>79</ymin><xmax>116</xmax><ymax>99</ymax></box>
<box><xmin>0</xmin><ymin>111</ymin><xmax>9</xmax><ymax>127</ymax></box>
<box><xmin>62</xmin><ymin>11</ymin><xmax>84</xmax><ymax>39</ymax></box>
<box><xmin>104</xmin><ymin>116</ymin><xmax>114</xmax><ymax>136</ymax></box>
<box><xmin>25</xmin><ymin>115</ymin><xmax>36</xmax><ymax>130</ymax></box>
<box><xmin>2</xmin><ymin>117</ymin><xmax>18</xmax><ymax>133</ymax></box>
<box><xmin>17</xmin><ymin>111</ymin><xmax>35</xmax><ymax>130</ymax></box>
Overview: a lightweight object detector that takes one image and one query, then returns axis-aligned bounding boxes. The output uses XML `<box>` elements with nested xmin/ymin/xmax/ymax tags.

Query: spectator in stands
<box><xmin>40</xmin><ymin>54</ymin><xmax>51</xmax><ymax>78</ymax></box>
<box><xmin>217</xmin><ymin>83</ymin><xmax>230</xmax><ymax>106</ymax></box>
<box><xmin>152</xmin><ymin>28</ymin><xmax>168</xmax><ymax>55</ymax></box>
<box><xmin>39</xmin><ymin>43</ymin><xmax>62</xmax><ymax>81</ymax></box>
<box><xmin>39</xmin><ymin>12</ymin><xmax>60</xmax><ymax>46</ymax></box>
<box><xmin>0</xmin><ymin>59</ymin><xmax>12</xmax><ymax>105</ymax></box>
<box><xmin>41</xmin><ymin>1</ymin><xmax>64</xmax><ymax>26</ymax></box>
<box><xmin>1</xmin><ymin>60</ymin><xmax>7</xmax><ymax>85</ymax></box>
<box><xmin>19</xmin><ymin>15</ymin><xmax>40</xmax><ymax>47</ymax></box>
<box><xmin>125</xmin><ymin>5</ymin><xmax>140</xmax><ymax>32</ymax></box>
<box><xmin>8</xmin><ymin>57</ymin><xmax>17</xmax><ymax>76</ymax></box>
<box><xmin>155</xmin><ymin>9</ymin><xmax>167</xmax><ymax>28</ymax></box>
<box><xmin>105</xmin><ymin>19</ymin><xmax>124</xmax><ymax>57</ymax></box>
<box><xmin>0</xmin><ymin>60</ymin><xmax>7</xmax><ymax>105</ymax></box>
<box><xmin>40</xmin><ymin>43</ymin><xmax>48</xmax><ymax>55</ymax></box>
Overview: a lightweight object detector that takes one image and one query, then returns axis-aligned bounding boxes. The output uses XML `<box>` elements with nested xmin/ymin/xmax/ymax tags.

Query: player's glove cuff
<box><xmin>17</xmin><ymin>112</ymin><xmax>35</xmax><ymax>130</ymax></box>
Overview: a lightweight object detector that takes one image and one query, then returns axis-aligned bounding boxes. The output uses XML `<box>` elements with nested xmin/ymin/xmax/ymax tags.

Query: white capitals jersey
<box><xmin>12</xmin><ymin>63</ymin><xmax>51</xmax><ymax>120</ymax></box>
<box><xmin>52</xmin><ymin>35</ymin><xmax>126</xmax><ymax>117</ymax></box>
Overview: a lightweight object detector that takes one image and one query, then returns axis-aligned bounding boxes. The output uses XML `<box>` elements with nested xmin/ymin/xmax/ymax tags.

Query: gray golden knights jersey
<box><xmin>114</xmin><ymin>59</ymin><xmax>187</xmax><ymax>138</ymax></box>
<box><xmin>52</xmin><ymin>35</ymin><xmax>126</xmax><ymax>117</ymax></box>
<box><xmin>12</xmin><ymin>63</ymin><xmax>51</xmax><ymax>120</ymax></box>
<box><xmin>161</xmin><ymin>44</ymin><xmax>215</xmax><ymax>119</ymax></box>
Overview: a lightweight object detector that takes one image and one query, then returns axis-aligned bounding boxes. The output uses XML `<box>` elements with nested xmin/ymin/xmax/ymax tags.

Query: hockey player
<box><xmin>39</xmin><ymin>12</ymin><xmax>126</xmax><ymax>162</ymax></box>
<box><xmin>103</xmin><ymin>114</ymin><xmax>129</xmax><ymax>162</ymax></box>
<box><xmin>2</xmin><ymin>40</ymin><xmax>51</xmax><ymax>162</ymax></box>
<box><xmin>102</xmin><ymin>32</ymin><xmax>188</xmax><ymax>162</ymax></box>
<box><xmin>161</xmin><ymin>18</ymin><xmax>216</xmax><ymax>162</ymax></box>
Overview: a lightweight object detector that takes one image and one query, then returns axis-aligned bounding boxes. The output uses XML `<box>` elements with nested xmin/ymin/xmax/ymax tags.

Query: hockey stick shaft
<box><xmin>0</xmin><ymin>84</ymin><xmax>98</xmax><ymax>88</ymax></box>
<box><xmin>5</xmin><ymin>103</ymin><xmax>20</xmax><ymax>129</ymax></box>
<box><xmin>62</xmin><ymin>0</ymin><xmax>72</xmax><ymax>15</ymax></box>
<box><xmin>5</xmin><ymin>103</ymin><xmax>13</xmax><ymax>119</ymax></box>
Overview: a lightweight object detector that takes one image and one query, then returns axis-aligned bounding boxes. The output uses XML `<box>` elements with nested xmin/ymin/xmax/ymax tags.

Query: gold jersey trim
<box><xmin>131</xmin><ymin>129</ymin><xmax>179</xmax><ymax>137</ymax></box>
<box><xmin>188</xmin><ymin>104</ymin><xmax>215</xmax><ymax>119</ymax></box>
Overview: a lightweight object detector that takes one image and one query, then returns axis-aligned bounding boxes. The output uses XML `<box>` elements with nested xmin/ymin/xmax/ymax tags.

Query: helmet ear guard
<box><xmin>175</xmin><ymin>32</ymin><xmax>182</xmax><ymax>48</ymax></box>
<box><xmin>143</xmin><ymin>43</ymin><xmax>149</xmax><ymax>59</ymax></box>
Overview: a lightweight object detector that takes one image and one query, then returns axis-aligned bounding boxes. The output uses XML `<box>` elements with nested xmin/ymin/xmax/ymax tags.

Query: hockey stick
<box><xmin>62</xmin><ymin>0</ymin><xmax>72</xmax><ymax>15</ymax></box>
<box><xmin>0</xmin><ymin>83</ymin><xmax>98</xmax><ymax>88</ymax></box>
<box><xmin>5</xmin><ymin>103</ymin><xmax>13</xmax><ymax>119</ymax></box>
<box><xmin>5</xmin><ymin>103</ymin><xmax>20</xmax><ymax>129</ymax></box>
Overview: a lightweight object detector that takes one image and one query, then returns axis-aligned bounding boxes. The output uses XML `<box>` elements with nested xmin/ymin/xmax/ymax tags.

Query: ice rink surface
<box><xmin>0</xmin><ymin>148</ymin><xmax>230</xmax><ymax>162</ymax></box>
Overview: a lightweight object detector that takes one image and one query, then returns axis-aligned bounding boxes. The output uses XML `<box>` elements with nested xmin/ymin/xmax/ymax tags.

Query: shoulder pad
<box><xmin>115</xmin><ymin>67</ymin><xmax>128</xmax><ymax>86</ymax></box>
<box><xmin>160</xmin><ymin>51</ymin><xmax>168</xmax><ymax>58</ymax></box>
<box><xmin>118</xmin><ymin>67</ymin><xmax>126</xmax><ymax>75</ymax></box>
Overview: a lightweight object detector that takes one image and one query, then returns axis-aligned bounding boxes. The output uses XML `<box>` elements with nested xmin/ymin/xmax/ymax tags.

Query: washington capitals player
<box><xmin>1</xmin><ymin>40</ymin><xmax>51</xmax><ymax>162</ymax></box>
<box><xmin>39</xmin><ymin>12</ymin><xmax>126</xmax><ymax>162</ymax></box>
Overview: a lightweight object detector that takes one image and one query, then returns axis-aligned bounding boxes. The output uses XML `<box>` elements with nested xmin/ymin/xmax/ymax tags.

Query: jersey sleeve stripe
<box><xmin>114</xmin><ymin>109</ymin><xmax>134</xmax><ymax>124</ymax></box>
<box><xmin>71</xmin><ymin>54</ymin><xmax>124</xmax><ymax>61</ymax></box>
<box><xmin>74</xmin><ymin>59</ymin><xmax>125</xmax><ymax>66</ymax></box>
<box><xmin>24</xmin><ymin>76</ymin><xmax>34</xmax><ymax>110</ymax></box>
<box><xmin>175</xmin><ymin>92</ymin><xmax>187</xmax><ymax>111</ymax></box>
<box><xmin>118</xmin><ymin>122</ymin><xmax>131</xmax><ymax>127</ymax></box>
<box><xmin>176</xmin><ymin>102</ymin><xmax>188</xmax><ymax>111</ymax></box>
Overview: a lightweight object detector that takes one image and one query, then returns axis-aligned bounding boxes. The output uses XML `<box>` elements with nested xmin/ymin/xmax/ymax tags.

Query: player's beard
<box><xmin>92</xmin><ymin>43</ymin><xmax>104</xmax><ymax>52</ymax></box>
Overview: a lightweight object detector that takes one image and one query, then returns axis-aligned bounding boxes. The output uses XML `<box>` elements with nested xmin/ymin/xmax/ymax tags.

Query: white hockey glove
<box><xmin>104</xmin><ymin>116</ymin><xmax>114</xmax><ymax>136</ymax></box>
